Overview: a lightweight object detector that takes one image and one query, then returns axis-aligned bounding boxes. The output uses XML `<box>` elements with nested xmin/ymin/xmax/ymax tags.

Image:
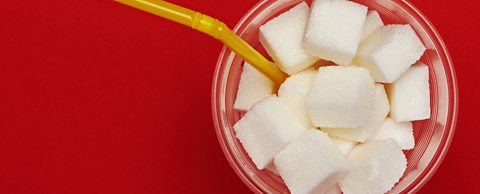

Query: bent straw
<box><xmin>115</xmin><ymin>0</ymin><xmax>287</xmax><ymax>84</ymax></box>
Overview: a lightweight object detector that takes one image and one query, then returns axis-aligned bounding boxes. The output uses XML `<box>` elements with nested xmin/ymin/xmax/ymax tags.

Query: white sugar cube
<box><xmin>278</xmin><ymin>69</ymin><xmax>317</xmax><ymax>127</ymax></box>
<box><xmin>260</xmin><ymin>2</ymin><xmax>318</xmax><ymax>75</ymax></box>
<box><xmin>274</xmin><ymin>129</ymin><xmax>350</xmax><ymax>194</ymax></box>
<box><xmin>369</xmin><ymin>117</ymin><xmax>415</xmax><ymax>150</ymax></box>
<box><xmin>323</xmin><ymin>84</ymin><xmax>390</xmax><ymax>142</ymax></box>
<box><xmin>355</xmin><ymin>24</ymin><xmax>426</xmax><ymax>83</ymax></box>
<box><xmin>234</xmin><ymin>96</ymin><xmax>308</xmax><ymax>169</ymax></box>
<box><xmin>234</xmin><ymin>62</ymin><xmax>275</xmax><ymax>111</ymax></box>
<box><xmin>340</xmin><ymin>139</ymin><xmax>407</xmax><ymax>194</ymax></box>
<box><xmin>331</xmin><ymin>137</ymin><xmax>357</xmax><ymax>156</ymax></box>
<box><xmin>360</xmin><ymin>11</ymin><xmax>384</xmax><ymax>42</ymax></box>
<box><xmin>306</xmin><ymin>66</ymin><xmax>375</xmax><ymax>128</ymax></box>
<box><xmin>388</xmin><ymin>63</ymin><xmax>430</xmax><ymax>121</ymax></box>
<box><xmin>303</xmin><ymin>0</ymin><xmax>367</xmax><ymax>66</ymax></box>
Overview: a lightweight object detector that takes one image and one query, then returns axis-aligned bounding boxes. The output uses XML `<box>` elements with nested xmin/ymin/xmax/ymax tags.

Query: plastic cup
<box><xmin>211</xmin><ymin>0</ymin><xmax>458</xmax><ymax>193</ymax></box>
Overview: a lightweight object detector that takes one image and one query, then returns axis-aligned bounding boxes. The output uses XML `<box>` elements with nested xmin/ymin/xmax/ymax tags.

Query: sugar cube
<box><xmin>278</xmin><ymin>69</ymin><xmax>317</xmax><ymax>127</ymax></box>
<box><xmin>339</xmin><ymin>139</ymin><xmax>407</xmax><ymax>194</ymax></box>
<box><xmin>368</xmin><ymin>117</ymin><xmax>415</xmax><ymax>150</ymax></box>
<box><xmin>360</xmin><ymin>11</ymin><xmax>384</xmax><ymax>42</ymax></box>
<box><xmin>331</xmin><ymin>137</ymin><xmax>357</xmax><ymax>156</ymax></box>
<box><xmin>274</xmin><ymin>129</ymin><xmax>350</xmax><ymax>194</ymax></box>
<box><xmin>323</xmin><ymin>84</ymin><xmax>390</xmax><ymax>142</ymax></box>
<box><xmin>303</xmin><ymin>0</ymin><xmax>368</xmax><ymax>66</ymax></box>
<box><xmin>260</xmin><ymin>2</ymin><xmax>318</xmax><ymax>75</ymax></box>
<box><xmin>388</xmin><ymin>63</ymin><xmax>430</xmax><ymax>121</ymax></box>
<box><xmin>234</xmin><ymin>62</ymin><xmax>275</xmax><ymax>111</ymax></box>
<box><xmin>306</xmin><ymin>66</ymin><xmax>375</xmax><ymax>128</ymax></box>
<box><xmin>234</xmin><ymin>96</ymin><xmax>308</xmax><ymax>169</ymax></box>
<box><xmin>355</xmin><ymin>24</ymin><xmax>426</xmax><ymax>83</ymax></box>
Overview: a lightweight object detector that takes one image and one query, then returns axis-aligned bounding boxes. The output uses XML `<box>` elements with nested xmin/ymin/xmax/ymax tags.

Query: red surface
<box><xmin>0</xmin><ymin>0</ymin><xmax>478</xmax><ymax>193</ymax></box>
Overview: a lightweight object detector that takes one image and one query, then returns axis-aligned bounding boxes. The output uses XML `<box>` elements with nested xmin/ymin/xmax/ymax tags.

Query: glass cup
<box><xmin>212</xmin><ymin>0</ymin><xmax>458</xmax><ymax>193</ymax></box>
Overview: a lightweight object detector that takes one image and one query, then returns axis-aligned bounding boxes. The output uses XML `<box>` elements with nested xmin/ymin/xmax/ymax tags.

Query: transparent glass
<box><xmin>211</xmin><ymin>0</ymin><xmax>458</xmax><ymax>193</ymax></box>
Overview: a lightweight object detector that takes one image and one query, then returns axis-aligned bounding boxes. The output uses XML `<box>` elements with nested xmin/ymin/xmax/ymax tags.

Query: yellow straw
<box><xmin>115</xmin><ymin>0</ymin><xmax>287</xmax><ymax>84</ymax></box>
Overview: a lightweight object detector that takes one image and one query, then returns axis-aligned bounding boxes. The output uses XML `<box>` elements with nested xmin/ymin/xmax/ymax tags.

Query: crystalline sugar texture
<box><xmin>339</xmin><ymin>139</ymin><xmax>407</xmax><ymax>194</ymax></box>
<box><xmin>260</xmin><ymin>2</ymin><xmax>318</xmax><ymax>75</ymax></box>
<box><xmin>331</xmin><ymin>137</ymin><xmax>357</xmax><ymax>156</ymax></box>
<box><xmin>278</xmin><ymin>69</ymin><xmax>317</xmax><ymax>127</ymax></box>
<box><xmin>234</xmin><ymin>96</ymin><xmax>308</xmax><ymax>169</ymax></box>
<box><xmin>388</xmin><ymin>63</ymin><xmax>431</xmax><ymax>121</ymax></box>
<box><xmin>360</xmin><ymin>10</ymin><xmax>384</xmax><ymax>42</ymax></box>
<box><xmin>323</xmin><ymin>84</ymin><xmax>390</xmax><ymax>142</ymax></box>
<box><xmin>303</xmin><ymin>0</ymin><xmax>367</xmax><ymax>66</ymax></box>
<box><xmin>234</xmin><ymin>62</ymin><xmax>274</xmax><ymax>111</ymax></box>
<box><xmin>368</xmin><ymin>117</ymin><xmax>415</xmax><ymax>150</ymax></box>
<box><xmin>355</xmin><ymin>24</ymin><xmax>426</xmax><ymax>83</ymax></box>
<box><xmin>306</xmin><ymin>66</ymin><xmax>375</xmax><ymax>128</ymax></box>
<box><xmin>274</xmin><ymin>129</ymin><xmax>350</xmax><ymax>194</ymax></box>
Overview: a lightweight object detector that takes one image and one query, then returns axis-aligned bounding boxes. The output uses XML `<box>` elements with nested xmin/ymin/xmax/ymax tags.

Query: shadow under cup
<box><xmin>212</xmin><ymin>0</ymin><xmax>458</xmax><ymax>193</ymax></box>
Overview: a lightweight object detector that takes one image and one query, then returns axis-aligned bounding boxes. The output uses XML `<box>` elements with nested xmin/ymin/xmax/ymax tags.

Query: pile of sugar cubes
<box><xmin>233</xmin><ymin>0</ymin><xmax>429</xmax><ymax>193</ymax></box>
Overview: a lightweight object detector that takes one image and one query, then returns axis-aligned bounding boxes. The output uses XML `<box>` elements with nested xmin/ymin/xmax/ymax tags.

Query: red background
<box><xmin>0</xmin><ymin>0</ymin><xmax>478</xmax><ymax>193</ymax></box>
